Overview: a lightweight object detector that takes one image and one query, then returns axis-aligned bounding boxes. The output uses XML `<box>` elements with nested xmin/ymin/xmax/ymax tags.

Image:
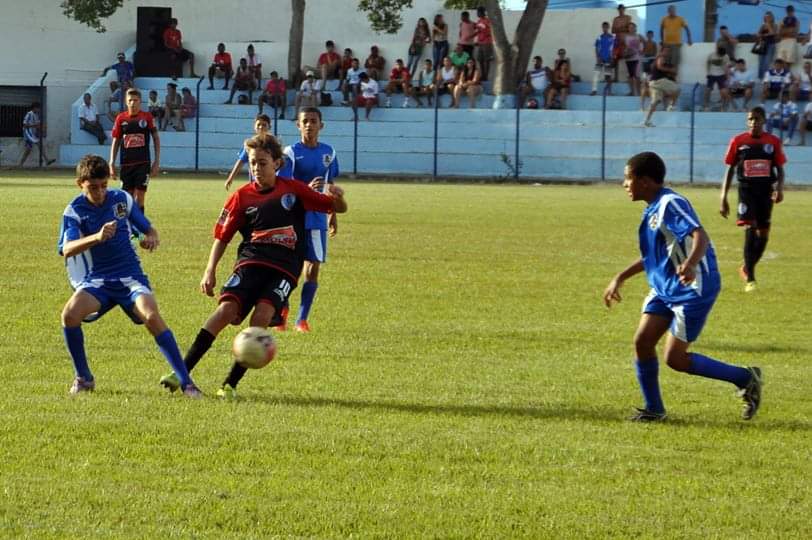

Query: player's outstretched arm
<box><xmin>603</xmin><ymin>259</ymin><xmax>644</xmax><ymax>308</ymax></box>
<box><xmin>326</xmin><ymin>184</ymin><xmax>347</xmax><ymax>213</ymax></box>
<box><xmin>200</xmin><ymin>239</ymin><xmax>228</xmax><ymax>297</ymax></box>
<box><xmin>62</xmin><ymin>221</ymin><xmax>117</xmax><ymax>258</ymax></box>
<box><xmin>225</xmin><ymin>159</ymin><xmax>243</xmax><ymax>190</ymax></box>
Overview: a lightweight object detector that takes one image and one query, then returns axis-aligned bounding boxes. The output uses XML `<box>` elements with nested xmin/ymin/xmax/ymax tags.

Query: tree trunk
<box><xmin>488</xmin><ymin>0</ymin><xmax>548</xmax><ymax>108</ymax></box>
<box><xmin>288</xmin><ymin>0</ymin><xmax>306</xmax><ymax>87</ymax></box>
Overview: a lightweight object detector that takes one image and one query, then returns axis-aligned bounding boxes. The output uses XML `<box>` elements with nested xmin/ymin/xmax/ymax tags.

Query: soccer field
<box><xmin>1</xmin><ymin>170</ymin><xmax>810</xmax><ymax>538</ymax></box>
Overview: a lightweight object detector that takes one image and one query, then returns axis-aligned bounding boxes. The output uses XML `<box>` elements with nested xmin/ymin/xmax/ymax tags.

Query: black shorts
<box><xmin>120</xmin><ymin>162</ymin><xmax>150</xmax><ymax>192</ymax></box>
<box><xmin>737</xmin><ymin>182</ymin><xmax>774</xmax><ymax>228</ymax></box>
<box><xmin>219</xmin><ymin>264</ymin><xmax>296</xmax><ymax>325</ymax></box>
<box><xmin>172</xmin><ymin>48</ymin><xmax>192</xmax><ymax>62</ymax></box>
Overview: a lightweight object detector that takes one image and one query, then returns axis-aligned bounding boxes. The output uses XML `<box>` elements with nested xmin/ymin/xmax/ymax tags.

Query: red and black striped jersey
<box><xmin>112</xmin><ymin>111</ymin><xmax>155</xmax><ymax>167</ymax></box>
<box><xmin>724</xmin><ymin>132</ymin><xmax>786</xmax><ymax>184</ymax></box>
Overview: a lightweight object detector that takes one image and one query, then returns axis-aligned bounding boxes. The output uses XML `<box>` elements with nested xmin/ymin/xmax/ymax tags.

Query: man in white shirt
<box><xmin>792</xmin><ymin>61</ymin><xmax>811</xmax><ymax>102</ymax></box>
<box><xmin>520</xmin><ymin>55</ymin><xmax>551</xmax><ymax>108</ymax></box>
<box><xmin>728</xmin><ymin>59</ymin><xmax>755</xmax><ymax>111</ymax></box>
<box><xmin>703</xmin><ymin>45</ymin><xmax>732</xmax><ymax>111</ymax></box>
<box><xmin>358</xmin><ymin>72</ymin><xmax>379</xmax><ymax>120</ymax></box>
<box><xmin>78</xmin><ymin>92</ymin><xmax>106</xmax><ymax>144</ymax></box>
<box><xmin>341</xmin><ymin>58</ymin><xmax>364</xmax><ymax>106</ymax></box>
<box><xmin>246</xmin><ymin>44</ymin><xmax>262</xmax><ymax>86</ymax></box>
<box><xmin>295</xmin><ymin>70</ymin><xmax>320</xmax><ymax>118</ymax></box>
<box><xmin>799</xmin><ymin>101</ymin><xmax>812</xmax><ymax>146</ymax></box>
<box><xmin>767</xmin><ymin>93</ymin><xmax>799</xmax><ymax>144</ymax></box>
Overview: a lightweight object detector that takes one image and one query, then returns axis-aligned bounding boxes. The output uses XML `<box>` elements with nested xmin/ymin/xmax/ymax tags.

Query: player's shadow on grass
<box><xmin>245</xmin><ymin>394</ymin><xmax>812</xmax><ymax>432</ymax></box>
<box><xmin>701</xmin><ymin>341</ymin><xmax>811</xmax><ymax>355</ymax></box>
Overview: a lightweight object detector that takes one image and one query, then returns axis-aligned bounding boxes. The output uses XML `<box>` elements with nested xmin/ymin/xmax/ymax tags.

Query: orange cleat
<box><xmin>295</xmin><ymin>320</ymin><xmax>311</xmax><ymax>333</ymax></box>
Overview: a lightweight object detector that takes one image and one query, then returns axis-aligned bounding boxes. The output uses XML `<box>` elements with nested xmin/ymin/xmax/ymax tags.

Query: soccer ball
<box><xmin>232</xmin><ymin>327</ymin><xmax>277</xmax><ymax>369</ymax></box>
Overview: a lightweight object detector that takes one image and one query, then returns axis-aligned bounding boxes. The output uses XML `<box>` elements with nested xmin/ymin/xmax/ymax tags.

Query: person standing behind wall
<box><xmin>660</xmin><ymin>5</ymin><xmax>692</xmax><ymax>74</ymax></box>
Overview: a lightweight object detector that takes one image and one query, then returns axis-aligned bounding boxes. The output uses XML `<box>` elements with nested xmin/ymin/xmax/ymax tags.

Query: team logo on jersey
<box><xmin>224</xmin><ymin>273</ymin><xmax>241</xmax><ymax>288</ymax></box>
<box><xmin>738</xmin><ymin>202</ymin><xmax>748</xmax><ymax>215</ymax></box>
<box><xmin>322</xmin><ymin>154</ymin><xmax>333</xmax><ymax>168</ymax></box>
<box><xmin>217</xmin><ymin>208</ymin><xmax>230</xmax><ymax>225</ymax></box>
<box><xmin>251</xmin><ymin>226</ymin><xmax>297</xmax><ymax>249</ymax></box>
<box><xmin>114</xmin><ymin>202</ymin><xmax>127</xmax><ymax>219</ymax></box>
<box><xmin>138</xmin><ymin>119</ymin><xmax>148</xmax><ymax>129</ymax></box>
<box><xmin>648</xmin><ymin>213</ymin><xmax>659</xmax><ymax>230</ymax></box>
<box><xmin>281</xmin><ymin>193</ymin><xmax>296</xmax><ymax>211</ymax></box>
<box><xmin>763</xmin><ymin>144</ymin><xmax>774</xmax><ymax>155</ymax></box>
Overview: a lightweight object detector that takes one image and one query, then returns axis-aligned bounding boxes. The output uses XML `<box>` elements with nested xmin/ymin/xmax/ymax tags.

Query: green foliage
<box><xmin>2</xmin><ymin>172</ymin><xmax>811</xmax><ymax>537</ymax></box>
<box><xmin>357</xmin><ymin>0</ymin><xmax>413</xmax><ymax>34</ymax></box>
<box><xmin>61</xmin><ymin>0</ymin><xmax>124</xmax><ymax>33</ymax></box>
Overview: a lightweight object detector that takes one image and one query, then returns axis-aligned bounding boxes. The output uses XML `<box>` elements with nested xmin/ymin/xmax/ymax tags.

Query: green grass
<box><xmin>1</xmin><ymin>170</ymin><xmax>810</xmax><ymax>538</ymax></box>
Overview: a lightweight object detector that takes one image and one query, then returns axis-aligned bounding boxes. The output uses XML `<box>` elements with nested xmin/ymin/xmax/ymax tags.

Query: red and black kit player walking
<box><xmin>109</xmin><ymin>88</ymin><xmax>160</xmax><ymax>231</ymax></box>
<box><xmin>720</xmin><ymin>106</ymin><xmax>786</xmax><ymax>292</ymax></box>
<box><xmin>159</xmin><ymin>133</ymin><xmax>348</xmax><ymax>398</ymax></box>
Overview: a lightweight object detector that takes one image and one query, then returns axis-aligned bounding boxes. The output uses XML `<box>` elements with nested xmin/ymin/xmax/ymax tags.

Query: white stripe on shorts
<box><xmin>672</xmin><ymin>304</ymin><xmax>687</xmax><ymax>342</ymax></box>
<box><xmin>310</xmin><ymin>229</ymin><xmax>324</xmax><ymax>261</ymax></box>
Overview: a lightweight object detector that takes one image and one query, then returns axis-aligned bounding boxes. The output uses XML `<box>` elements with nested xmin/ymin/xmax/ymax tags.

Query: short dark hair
<box><xmin>245</xmin><ymin>133</ymin><xmax>282</xmax><ymax>160</ymax></box>
<box><xmin>736</xmin><ymin>58</ymin><xmax>746</xmax><ymax>64</ymax></box>
<box><xmin>217</xmin><ymin>42</ymin><xmax>225</xmax><ymax>48</ymax></box>
<box><xmin>627</xmin><ymin>152</ymin><xmax>666</xmax><ymax>184</ymax></box>
<box><xmin>76</xmin><ymin>155</ymin><xmax>110</xmax><ymax>182</ymax></box>
<box><xmin>602</xmin><ymin>21</ymin><xmax>610</xmax><ymax>26</ymax></box>
<box><xmin>533</xmin><ymin>55</ymin><xmax>542</xmax><ymax>61</ymax></box>
<box><xmin>750</xmin><ymin>106</ymin><xmax>766</xmax><ymax>119</ymax></box>
<box><xmin>255</xmin><ymin>113</ymin><xmax>272</xmax><ymax>125</ymax></box>
<box><xmin>477</xmin><ymin>6</ymin><xmax>486</xmax><ymax>17</ymax></box>
<box><xmin>298</xmin><ymin>106</ymin><xmax>322</xmax><ymax>121</ymax></box>
<box><xmin>247</xmin><ymin>44</ymin><xmax>254</xmax><ymax>50</ymax></box>
<box><xmin>719</xmin><ymin>25</ymin><xmax>728</xmax><ymax>30</ymax></box>
<box><xmin>461</xmin><ymin>11</ymin><xmax>469</xmax><ymax>19</ymax></box>
<box><xmin>270</xmin><ymin>70</ymin><xmax>279</xmax><ymax>76</ymax></box>
<box><xmin>326</xmin><ymin>40</ymin><xmax>334</xmax><ymax>47</ymax></box>
<box><xmin>170</xmin><ymin>17</ymin><xmax>178</xmax><ymax>24</ymax></box>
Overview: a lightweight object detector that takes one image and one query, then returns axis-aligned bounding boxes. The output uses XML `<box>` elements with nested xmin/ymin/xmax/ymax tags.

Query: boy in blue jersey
<box><xmin>276</xmin><ymin>107</ymin><xmax>340</xmax><ymax>333</ymax></box>
<box><xmin>603</xmin><ymin>152</ymin><xmax>762</xmax><ymax>421</ymax></box>
<box><xmin>224</xmin><ymin>113</ymin><xmax>272</xmax><ymax>190</ymax></box>
<box><xmin>58</xmin><ymin>155</ymin><xmax>201</xmax><ymax>397</ymax></box>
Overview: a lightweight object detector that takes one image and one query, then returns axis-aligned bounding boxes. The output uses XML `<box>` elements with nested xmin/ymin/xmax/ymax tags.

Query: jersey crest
<box><xmin>322</xmin><ymin>153</ymin><xmax>333</xmax><ymax>168</ymax></box>
<box><xmin>281</xmin><ymin>193</ymin><xmax>297</xmax><ymax>211</ymax></box>
<box><xmin>114</xmin><ymin>202</ymin><xmax>127</xmax><ymax>219</ymax></box>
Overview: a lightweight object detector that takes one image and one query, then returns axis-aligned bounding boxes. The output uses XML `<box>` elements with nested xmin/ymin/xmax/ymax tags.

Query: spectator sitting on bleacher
<box><xmin>161</xmin><ymin>82</ymin><xmax>182</xmax><ymax>131</ymax></box>
<box><xmin>384</xmin><ymin>59</ymin><xmax>413</xmax><ymax>107</ymax></box>
<box><xmin>703</xmin><ymin>44</ymin><xmax>732</xmax><ymax>111</ymax></box>
<box><xmin>313</xmin><ymin>40</ymin><xmax>341</xmax><ymax>89</ymax></box>
<box><xmin>225</xmin><ymin>58</ymin><xmax>256</xmax><ymax>105</ymax></box>
<box><xmin>163</xmin><ymin>17</ymin><xmax>198</xmax><ymax>79</ymax></box>
<box><xmin>762</xmin><ymin>58</ymin><xmax>793</xmax><ymax>102</ymax></box>
<box><xmin>792</xmin><ymin>61</ymin><xmax>811</xmax><ymax>102</ymax></box>
<box><xmin>728</xmin><ymin>59</ymin><xmax>755</xmax><ymax>111</ymax></box>
<box><xmin>180</xmin><ymin>87</ymin><xmax>197</xmax><ymax>127</ymax></box>
<box><xmin>436</xmin><ymin>56</ymin><xmax>458</xmax><ymax>107</ymax></box>
<box><xmin>546</xmin><ymin>59</ymin><xmax>571</xmax><ymax>109</ymax></box>
<box><xmin>208</xmin><ymin>43</ymin><xmax>233</xmax><ymax>90</ymax></box>
<box><xmin>358</xmin><ymin>72</ymin><xmax>379</xmax><ymax>120</ymax></box>
<box><xmin>339</xmin><ymin>48</ymin><xmax>354</xmax><ymax>82</ymax></box>
<box><xmin>102</xmin><ymin>52</ymin><xmax>134</xmax><ymax>86</ymax></box>
<box><xmin>414</xmin><ymin>59</ymin><xmax>435</xmax><ymax>107</ymax></box>
<box><xmin>407</xmin><ymin>18</ymin><xmax>431</xmax><ymax>76</ymax></box>
<box><xmin>365</xmin><ymin>45</ymin><xmax>386</xmax><ymax>81</ymax></box>
<box><xmin>147</xmin><ymin>90</ymin><xmax>164</xmax><ymax>121</ymax></box>
<box><xmin>246</xmin><ymin>44</ymin><xmax>262</xmax><ymax>87</ymax></box>
<box><xmin>258</xmin><ymin>71</ymin><xmax>287</xmax><ymax>118</ymax></box>
<box><xmin>295</xmin><ymin>71</ymin><xmax>320</xmax><ymax>118</ymax></box>
<box><xmin>776</xmin><ymin>5</ymin><xmax>800</xmax><ymax>67</ymax></box>
<box><xmin>716</xmin><ymin>26</ymin><xmax>738</xmax><ymax>61</ymax></box>
<box><xmin>643</xmin><ymin>46</ymin><xmax>679</xmax><ymax>127</ymax></box>
<box><xmin>799</xmin><ymin>101</ymin><xmax>812</xmax><ymax>146</ymax></box>
<box><xmin>767</xmin><ymin>92</ymin><xmax>799</xmax><ymax>144</ymax></box>
<box><xmin>591</xmin><ymin>22</ymin><xmax>615</xmax><ymax>96</ymax></box>
<box><xmin>520</xmin><ymin>56</ymin><xmax>550</xmax><ymax>108</ymax></box>
<box><xmin>474</xmin><ymin>6</ymin><xmax>494</xmax><ymax>82</ymax></box>
<box><xmin>453</xmin><ymin>58</ymin><xmax>482</xmax><ymax>109</ymax></box>
<box><xmin>78</xmin><ymin>92</ymin><xmax>106</xmax><ymax>145</ymax></box>
<box><xmin>458</xmin><ymin>11</ymin><xmax>476</xmax><ymax>56</ymax></box>
<box><xmin>341</xmin><ymin>58</ymin><xmax>364</xmax><ymax>106</ymax></box>
<box><xmin>642</xmin><ymin>31</ymin><xmax>658</xmax><ymax>75</ymax></box>
<box><xmin>449</xmin><ymin>43</ymin><xmax>470</xmax><ymax>69</ymax></box>
<box><xmin>105</xmin><ymin>80</ymin><xmax>126</xmax><ymax>122</ymax></box>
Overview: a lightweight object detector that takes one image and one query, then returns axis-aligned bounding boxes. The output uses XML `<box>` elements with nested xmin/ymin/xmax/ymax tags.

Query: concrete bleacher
<box><xmin>60</xmin><ymin>75</ymin><xmax>812</xmax><ymax>184</ymax></box>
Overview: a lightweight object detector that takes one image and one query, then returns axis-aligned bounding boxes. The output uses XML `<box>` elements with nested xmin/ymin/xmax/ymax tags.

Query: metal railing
<box><xmin>689</xmin><ymin>82</ymin><xmax>701</xmax><ymax>183</ymax></box>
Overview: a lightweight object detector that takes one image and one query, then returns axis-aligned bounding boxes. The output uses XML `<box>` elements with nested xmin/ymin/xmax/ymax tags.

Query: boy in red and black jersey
<box><xmin>720</xmin><ymin>106</ymin><xmax>786</xmax><ymax>291</ymax></box>
<box><xmin>109</xmin><ymin>88</ymin><xmax>160</xmax><ymax>222</ymax></box>
<box><xmin>159</xmin><ymin>133</ymin><xmax>347</xmax><ymax>398</ymax></box>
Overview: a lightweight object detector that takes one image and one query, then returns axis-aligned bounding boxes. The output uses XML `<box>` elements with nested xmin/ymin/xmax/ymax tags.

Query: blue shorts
<box><xmin>641</xmin><ymin>290</ymin><xmax>718</xmax><ymax>343</ymax></box>
<box><xmin>305</xmin><ymin>229</ymin><xmax>327</xmax><ymax>263</ymax></box>
<box><xmin>24</xmin><ymin>138</ymin><xmax>37</xmax><ymax>149</ymax></box>
<box><xmin>77</xmin><ymin>276</ymin><xmax>152</xmax><ymax>315</ymax></box>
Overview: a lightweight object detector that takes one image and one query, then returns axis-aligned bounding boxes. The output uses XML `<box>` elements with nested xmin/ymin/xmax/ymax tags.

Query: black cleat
<box><xmin>630</xmin><ymin>407</ymin><xmax>667</xmax><ymax>422</ymax></box>
<box><xmin>739</xmin><ymin>367</ymin><xmax>763</xmax><ymax>420</ymax></box>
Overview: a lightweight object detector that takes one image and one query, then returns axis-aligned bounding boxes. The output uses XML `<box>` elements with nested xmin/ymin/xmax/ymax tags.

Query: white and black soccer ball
<box><xmin>232</xmin><ymin>327</ymin><xmax>277</xmax><ymax>369</ymax></box>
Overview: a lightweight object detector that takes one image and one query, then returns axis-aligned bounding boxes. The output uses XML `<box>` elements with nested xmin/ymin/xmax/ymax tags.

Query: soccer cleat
<box><xmin>159</xmin><ymin>372</ymin><xmax>181</xmax><ymax>393</ymax></box>
<box><xmin>745</xmin><ymin>281</ymin><xmax>758</xmax><ymax>293</ymax></box>
<box><xmin>295</xmin><ymin>320</ymin><xmax>311</xmax><ymax>333</ymax></box>
<box><xmin>666</xmin><ymin>104</ymin><xmax>676</xmax><ymax>112</ymax></box>
<box><xmin>216</xmin><ymin>384</ymin><xmax>237</xmax><ymax>400</ymax></box>
<box><xmin>183</xmin><ymin>383</ymin><xmax>204</xmax><ymax>399</ymax></box>
<box><xmin>271</xmin><ymin>306</ymin><xmax>289</xmax><ymax>331</ymax></box>
<box><xmin>69</xmin><ymin>376</ymin><xmax>95</xmax><ymax>395</ymax></box>
<box><xmin>629</xmin><ymin>407</ymin><xmax>667</xmax><ymax>422</ymax></box>
<box><xmin>739</xmin><ymin>367</ymin><xmax>763</xmax><ymax>420</ymax></box>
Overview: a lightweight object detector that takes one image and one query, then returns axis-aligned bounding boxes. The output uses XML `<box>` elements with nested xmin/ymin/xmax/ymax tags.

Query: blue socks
<box><xmin>635</xmin><ymin>358</ymin><xmax>665</xmax><ymax>414</ymax></box>
<box><xmin>63</xmin><ymin>326</ymin><xmax>93</xmax><ymax>381</ymax></box>
<box><xmin>297</xmin><ymin>281</ymin><xmax>318</xmax><ymax>323</ymax></box>
<box><xmin>155</xmin><ymin>329</ymin><xmax>193</xmax><ymax>388</ymax></box>
<box><xmin>688</xmin><ymin>352</ymin><xmax>751</xmax><ymax>388</ymax></box>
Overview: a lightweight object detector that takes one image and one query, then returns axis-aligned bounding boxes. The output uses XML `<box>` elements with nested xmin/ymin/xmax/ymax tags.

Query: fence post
<box><xmin>690</xmin><ymin>82</ymin><xmax>700</xmax><ymax>184</ymax></box>
<box><xmin>273</xmin><ymin>104</ymin><xmax>279</xmax><ymax>138</ymax></box>
<box><xmin>195</xmin><ymin>75</ymin><xmax>203</xmax><ymax>171</ymax></box>
<box><xmin>601</xmin><ymin>83</ymin><xmax>609</xmax><ymax>181</ymax></box>
<box><xmin>39</xmin><ymin>72</ymin><xmax>47</xmax><ymax>168</ymax></box>
<box><xmin>433</xmin><ymin>83</ymin><xmax>439</xmax><ymax>179</ymax></box>
<box><xmin>353</xmin><ymin>101</ymin><xmax>358</xmax><ymax>176</ymax></box>
<box><xmin>514</xmin><ymin>90</ymin><xmax>520</xmax><ymax>180</ymax></box>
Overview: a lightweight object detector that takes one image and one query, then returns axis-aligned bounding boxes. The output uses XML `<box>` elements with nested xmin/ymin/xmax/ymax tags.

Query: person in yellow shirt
<box><xmin>660</xmin><ymin>5</ymin><xmax>692</xmax><ymax>70</ymax></box>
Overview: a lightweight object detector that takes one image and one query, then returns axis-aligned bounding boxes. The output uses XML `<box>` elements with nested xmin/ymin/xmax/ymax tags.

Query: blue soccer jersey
<box><xmin>58</xmin><ymin>189</ymin><xmax>151</xmax><ymax>281</ymax></box>
<box><xmin>278</xmin><ymin>142</ymin><xmax>339</xmax><ymax>231</ymax></box>
<box><xmin>639</xmin><ymin>188</ymin><xmax>721</xmax><ymax>303</ymax></box>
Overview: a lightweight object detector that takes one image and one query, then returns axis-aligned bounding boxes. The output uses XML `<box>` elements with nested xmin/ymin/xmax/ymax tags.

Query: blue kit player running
<box><xmin>58</xmin><ymin>155</ymin><xmax>200</xmax><ymax>397</ymax></box>
<box><xmin>277</xmin><ymin>106</ymin><xmax>339</xmax><ymax>333</ymax></box>
<box><xmin>603</xmin><ymin>152</ymin><xmax>762</xmax><ymax>421</ymax></box>
<box><xmin>224</xmin><ymin>113</ymin><xmax>271</xmax><ymax>191</ymax></box>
